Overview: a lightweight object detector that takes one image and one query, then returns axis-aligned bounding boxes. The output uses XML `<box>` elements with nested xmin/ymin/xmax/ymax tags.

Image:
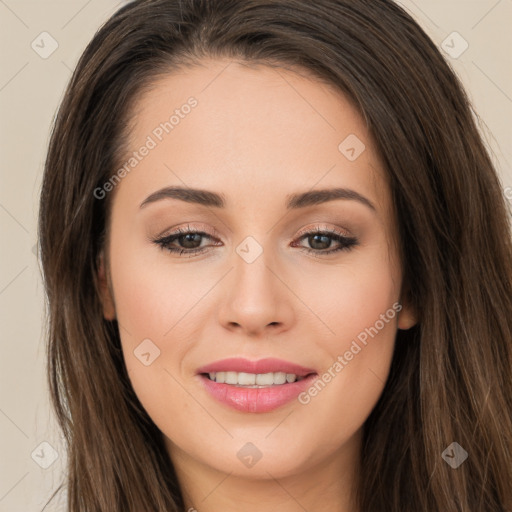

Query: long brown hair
<box><xmin>38</xmin><ymin>0</ymin><xmax>512</xmax><ymax>510</ymax></box>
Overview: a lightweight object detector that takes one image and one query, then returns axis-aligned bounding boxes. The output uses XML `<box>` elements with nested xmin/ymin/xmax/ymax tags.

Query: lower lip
<box><xmin>198</xmin><ymin>373</ymin><xmax>318</xmax><ymax>413</ymax></box>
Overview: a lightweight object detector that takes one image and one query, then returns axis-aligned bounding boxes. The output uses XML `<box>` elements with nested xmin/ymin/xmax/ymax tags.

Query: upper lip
<box><xmin>196</xmin><ymin>357</ymin><xmax>317</xmax><ymax>377</ymax></box>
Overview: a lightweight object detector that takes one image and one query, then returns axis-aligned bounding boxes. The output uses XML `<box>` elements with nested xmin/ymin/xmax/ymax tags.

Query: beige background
<box><xmin>0</xmin><ymin>1</ymin><xmax>510</xmax><ymax>510</ymax></box>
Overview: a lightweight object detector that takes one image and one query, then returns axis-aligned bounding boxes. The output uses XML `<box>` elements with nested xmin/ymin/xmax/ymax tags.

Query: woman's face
<box><xmin>100</xmin><ymin>58</ymin><xmax>415</xmax><ymax>483</ymax></box>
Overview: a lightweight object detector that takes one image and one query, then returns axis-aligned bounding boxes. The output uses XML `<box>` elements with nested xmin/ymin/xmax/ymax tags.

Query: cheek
<box><xmin>301</xmin><ymin>242</ymin><xmax>400</xmax><ymax>354</ymax></box>
<box><xmin>327</xmin><ymin>269</ymin><xmax>400</xmax><ymax>354</ymax></box>
<box><xmin>109</xmin><ymin>229</ymin><xmax>210</xmax><ymax>342</ymax></box>
<box><xmin>293</xmin><ymin>247</ymin><xmax>400</xmax><ymax>429</ymax></box>
<box><xmin>107</xmin><ymin>233</ymin><xmax>217</xmax><ymax>416</ymax></box>
<box><xmin>106</xmin><ymin>235</ymin><xmax>165</xmax><ymax>369</ymax></box>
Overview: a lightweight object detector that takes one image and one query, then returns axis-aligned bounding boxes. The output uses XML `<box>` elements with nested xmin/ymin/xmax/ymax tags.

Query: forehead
<box><xmin>115</xmin><ymin>58</ymin><xmax>389</xmax><ymax>217</ymax></box>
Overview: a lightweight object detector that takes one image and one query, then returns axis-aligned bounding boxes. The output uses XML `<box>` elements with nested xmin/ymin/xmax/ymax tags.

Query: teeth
<box><xmin>272</xmin><ymin>372</ymin><xmax>287</xmax><ymax>385</ymax></box>
<box><xmin>238</xmin><ymin>372</ymin><xmax>256</xmax><ymax>385</ymax></box>
<box><xmin>225</xmin><ymin>371</ymin><xmax>238</xmax><ymax>384</ymax></box>
<box><xmin>206</xmin><ymin>371</ymin><xmax>302</xmax><ymax>386</ymax></box>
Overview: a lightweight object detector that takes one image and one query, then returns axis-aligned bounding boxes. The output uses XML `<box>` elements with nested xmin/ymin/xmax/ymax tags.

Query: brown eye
<box><xmin>292</xmin><ymin>228</ymin><xmax>358</xmax><ymax>256</ymax></box>
<box><xmin>153</xmin><ymin>228</ymin><xmax>219</xmax><ymax>256</ymax></box>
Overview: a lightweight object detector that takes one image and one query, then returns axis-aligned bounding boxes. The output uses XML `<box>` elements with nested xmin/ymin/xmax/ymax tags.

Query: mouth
<box><xmin>201</xmin><ymin>371</ymin><xmax>311</xmax><ymax>387</ymax></box>
<box><xmin>195</xmin><ymin>357</ymin><xmax>318</xmax><ymax>413</ymax></box>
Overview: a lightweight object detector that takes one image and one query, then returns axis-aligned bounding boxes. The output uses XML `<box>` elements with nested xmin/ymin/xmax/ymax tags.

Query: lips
<box><xmin>196</xmin><ymin>357</ymin><xmax>318</xmax><ymax>413</ymax></box>
<box><xmin>196</xmin><ymin>357</ymin><xmax>316</xmax><ymax>377</ymax></box>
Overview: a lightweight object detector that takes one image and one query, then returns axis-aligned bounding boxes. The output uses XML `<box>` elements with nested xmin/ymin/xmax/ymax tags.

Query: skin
<box><xmin>99</xmin><ymin>58</ymin><xmax>416</xmax><ymax>512</ymax></box>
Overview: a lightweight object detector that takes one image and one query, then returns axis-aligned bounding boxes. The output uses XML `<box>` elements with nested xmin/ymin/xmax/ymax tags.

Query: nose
<box><xmin>217</xmin><ymin>245</ymin><xmax>294</xmax><ymax>337</ymax></box>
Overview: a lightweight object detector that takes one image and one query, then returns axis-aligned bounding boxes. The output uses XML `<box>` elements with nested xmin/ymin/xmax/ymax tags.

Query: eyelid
<box><xmin>156</xmin><ymin>222</ymin><xmax>353</xmax><ymax>242</ymax></box>
<box><xmin>152</xmin><ymin>222</ymin><xmax>359</xmax><ymax>258</ymax></box>
<box><xmin>156</xmin><ymin>222</ymin><xmax>220</xmax><ymax>239</ymax></box>
<box><xmin>294</xmin><ymin>223</ymin><xmax>353</xmax><ymax>239</ymax></box>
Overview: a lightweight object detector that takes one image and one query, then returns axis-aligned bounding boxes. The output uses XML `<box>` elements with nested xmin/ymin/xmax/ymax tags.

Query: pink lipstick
<box><xmin>196</xmin><ymin>357</ymin><xmax>318</xmax><ymax>413</ymax></box>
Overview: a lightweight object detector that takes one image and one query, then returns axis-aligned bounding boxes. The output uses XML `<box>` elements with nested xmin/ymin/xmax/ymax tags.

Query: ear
<box><xmin>397</xmin><ymin>287</ymin><xmax>418</xmax><ymax>330</ymax></box>
<box><xmin>98</xmin><ymin>251</ymin><xmax>116</xmax><ymax>321</ymax></box>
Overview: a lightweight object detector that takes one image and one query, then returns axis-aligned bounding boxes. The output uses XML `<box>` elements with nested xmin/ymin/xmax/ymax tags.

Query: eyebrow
<box><xmin>139</xmin><ymin>186</ymin><xmax>376</xmax><ymax>212</ymax></box>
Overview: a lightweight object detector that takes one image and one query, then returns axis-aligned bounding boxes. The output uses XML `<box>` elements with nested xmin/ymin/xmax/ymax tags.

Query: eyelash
<box><xmin>152</xmin><ymin>225</ymin><xmax>358</xmax><ymax>258</ymax></box>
